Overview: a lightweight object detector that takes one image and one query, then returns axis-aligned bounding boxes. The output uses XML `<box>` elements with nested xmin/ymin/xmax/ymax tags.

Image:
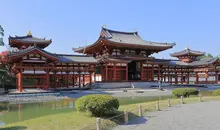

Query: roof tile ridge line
<box><xmin>104</xmin><ymin>29</ymin><xmax>112</xmax><ymax>38</ymax></box>
<box><xmin>102</xmin><ymin>26</ymin><xmax>137</xmax><ymax>34</ymax></box>
<box><xmin>56</xmin><ymin>54</ymin><xmax>92</xmax><ymax>57</ymax></box>
<box><xmin>134</xmin><ymin>32</ymin><xmax>175</xmax><ymax>46</ymax></box>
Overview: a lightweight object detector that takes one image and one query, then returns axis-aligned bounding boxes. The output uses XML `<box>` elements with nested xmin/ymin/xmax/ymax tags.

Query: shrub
<box><xmin>172</xmin><ymin>88</ymin><xmax>199</xmax><ymax>98</ymax></box>
<box><xmin>75</xmin><ymin>94</ymin><xmax>119</xmax><ymax>117</ymax></box>
<box><xmin>213</xmin><ymin>89</ymin><xmax>220</xmax><ymax>96</ymax></box>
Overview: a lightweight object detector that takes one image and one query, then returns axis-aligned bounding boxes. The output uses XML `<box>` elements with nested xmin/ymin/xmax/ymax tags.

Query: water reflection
<box><xmin>0</xmin><ymin>98</ymin><xmax>76</xmax><ymax>125</ymax></box>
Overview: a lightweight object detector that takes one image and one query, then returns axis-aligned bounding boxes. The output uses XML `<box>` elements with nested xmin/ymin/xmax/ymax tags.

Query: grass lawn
<box><xmin>2</xmin><ymin>95</ymin><xmax>220</xmax><ymax>130</ymax></box>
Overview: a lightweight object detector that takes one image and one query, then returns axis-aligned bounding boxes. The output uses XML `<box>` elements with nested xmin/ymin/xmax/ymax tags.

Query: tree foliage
<box><xmin>0</xmin><ymin>25</ymin><xmax>4</xmax><ymax>46</ymax></box>
<box><xmin>198</xmin><ymin>53</ymin><xmax>214</xmax><ymax>60</ymax></box>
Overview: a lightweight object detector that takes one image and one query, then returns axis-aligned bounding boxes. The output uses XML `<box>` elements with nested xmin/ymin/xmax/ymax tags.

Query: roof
<box><xmin>145</xmin><ymin>57</ymin><xmax>218</xmax><ymax>67</ymax></box>
<box><xmin>170</xmin><ymin>48</ymin><xmax>205</xmax><ymax>57</ymax></box>
<box><xmin>169</xmin><ymin>58</ymin><xmax>218</xmax><ymax>67</ymax></box>
<box><xmin>56</xmin><ymin>54</ymin><xmax>98</xmax><ymax>64</ymax></box>
<box><xmin>9</xmin><ymin>33</ymin><xmax>52</xmax><ymax>48</ymax></box>
<box><xmin>7</xmin><ymin>46</ymin><xmax>58</xmax><ymax>61</ymax></box>
<box><xmin>73</xmin><ymin>27</ymin><xmax>176</xmax><ymax>53</ymax></box>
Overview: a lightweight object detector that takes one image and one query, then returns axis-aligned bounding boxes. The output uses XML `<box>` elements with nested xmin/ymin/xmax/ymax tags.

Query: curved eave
<box><xmin>7</xmin><ymin>48</ymin><xmax>58</xmax><ymax>62</ymax></box>
<box><xmin>73</xmin><ymin>38</ymin><xmax>175</xmax><ymax>54</ymax></box>
<box><xmin>9</xmin><ymin>39</ymin><xmax>52</xmax><ymax>48</ymax></box>
<box><xmin>170</xmin><ymin>52</ymin><xmax>205</xmax><ymax>57</ymax></box>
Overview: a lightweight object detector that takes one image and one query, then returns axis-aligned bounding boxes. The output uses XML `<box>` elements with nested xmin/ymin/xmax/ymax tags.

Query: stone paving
<box><xmin>114</xmin><ymin>101</ymin><xmax>220</xmax><ymax>130</ymax></box>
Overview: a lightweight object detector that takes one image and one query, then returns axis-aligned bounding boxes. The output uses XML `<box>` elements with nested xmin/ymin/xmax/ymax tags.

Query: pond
<box><xmin>0</xmin><ymin>89</ymin><xmax>214</xmax><ymax>126</ymax></box>
<box><xmin>0</xmin><ymin>99</ymin><xmax>76</xmax><ymax>126</ymax></box>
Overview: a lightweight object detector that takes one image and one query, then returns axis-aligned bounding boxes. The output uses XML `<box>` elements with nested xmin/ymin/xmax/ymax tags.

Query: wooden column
<box><xmin>94</xmin><ymin>72</ymin><xmax>96</xmax><ymax>82</ymax></box>
<box><xmin>205</xmin><ymin>72</ymin><xmax>208</xmax><ymax>84</ymax></box>
<box><xmin>78</xmin><ymin>72</ymin><xmax>81</xmax><ymax>88</ymax></box>
<box><xmin>89</xmin><ymin>72</ymin><xmax>92</xmax><ymax>87</ymax></box>
<box><xmin>126</xmin><ymin>64</ymin><xmax>128</xmax><ymax>81</ymax></box>
<box><xmin>114</xmin><ymin>63</ymin><xmax>116</xmax><ymax>81</ymax></box>
<box><xmin>17</xmin><ymin>71</ymin><xmax>23</xmax><ymax>92</ymax></box>
<box><xmin>105</xmin><ymin>64</ymin><xmax>108</xmax><ymax>81</ymax></box>
<box><xmin>187</xmin><ymin>72</ymin><xmax>190</xmax><ymax>84</ymax></box>
<box><xmin>54</xmin><ymin>72</ymin><xmax>57</xmax><ymax>89</ymax></box>
<box><xmin>181</xmin><ymin>68</ymin><xmax>183</xmax><ymax>84</ymax></box>
<box><xmin>168</xmin><ymin>67</ymin><xmax>170</xmax><ymax>83</ymax></box>
<box><xmin>152</xmin><ymin>64</ymin><xmax>154</xmax><ymax>81</ymax></box>
<box><xmin>196</xmin><ymin>72</ymin><xmax>199</xmax><ymax>84</ymax></box>
<box><xmin>158</xmin><ymin>66</ymin><xmax>161</xmax><ymax>81</ymax></box>
<box><xmin>72</xmin><ymin>74</ymin><xmax>75</xmax><ymax>87</ymax></box>
<box><xmin>46</xmin><ymin>70</ymin><xmax>50</xmax><ymax>90</ymax></box>
<box><xmin>175</xmin><ymin>67</ymin><xmax>178</xmax><ymax>84</ymax></box>
<box><xmin>216</xmin><ymin>72</ymin><xmax>218</xmax><ymax>84</ymax></box>
<box><xmin>141</xmin><ymin>62</ymin><xmax>144</xmax><ymax>80</ymax></box>
<box><xmin>83</xmin><ymin>74</ymin><xmax>85</xmax><ymax>87</ymax></box>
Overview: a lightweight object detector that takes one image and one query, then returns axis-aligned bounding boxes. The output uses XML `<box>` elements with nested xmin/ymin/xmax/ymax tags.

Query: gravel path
<box><xmin>114</xmin><ymin>101</ymin><xmax>220</xmax><ymax>130</ymax></box>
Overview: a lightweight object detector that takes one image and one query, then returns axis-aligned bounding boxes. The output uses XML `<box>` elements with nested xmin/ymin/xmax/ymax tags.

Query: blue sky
<box><xmin>1</xmin><ymin>0</ymin><xmax>220</xmax><ymax>58</ymax></box>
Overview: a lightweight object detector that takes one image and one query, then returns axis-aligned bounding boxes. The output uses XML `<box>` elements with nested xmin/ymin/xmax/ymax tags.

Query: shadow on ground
<box><xmin>0</xmin><ymin>126</ymin><xmax>27</xmax><ymax>130</ymax></box>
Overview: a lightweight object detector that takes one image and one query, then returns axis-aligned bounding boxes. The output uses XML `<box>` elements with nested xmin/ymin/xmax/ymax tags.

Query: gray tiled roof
<box><xmin>147</xmin><ymin>58</ymin><xmax>218</xmax><ymax>67</ymax></box>
<box><xmin>56</xmin><ymin>54</ymin><xmax>98</xmax><ymax>63</ymax></box>
<box><xmin>169</xmin><ymin>58</ymin><xmax>218</xmax><ymax>66</ymax></box>
<box><xmin>73</xmin><ymin>27</ymin><xmax>175</xmax><ymax>52</ymax></box>
<box><xmin>7</xmin><ymin>46</ymin><xmax>56</xmax><ymax>57</ymax></box>
<box><xmin>9</xmin><ymin>35</ymin><xmax>51</xmax><ymax>44</ymax></box>
<box><xmin>170</xmin><ymin>48</ymin><xmax>205</xmax><ymax>57</ymax></box>
<box><xmin>102</xmin><ymin>28</ymin><xmax>175</xmax><ymax>47</ymax></box>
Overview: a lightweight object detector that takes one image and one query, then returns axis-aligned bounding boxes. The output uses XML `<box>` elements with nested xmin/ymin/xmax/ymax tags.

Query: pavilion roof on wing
<box><xmin>73</xmin><ymin>27</ymin><xmax>176</xmax><ymax>54</ymax></box>
<box><xmin>9</xmin><ymin>31</ymin><xmax>52</xmax><ymax>49</ymax></box>
<box><xmin>170</xmin><ymin>47</ymin><xmax>205</xmax><ymax>57</ymax></box>
<box><xmin>55</xmin><ymin>54</ymin><xmax>98</xmax><ymax>64</ymax></box>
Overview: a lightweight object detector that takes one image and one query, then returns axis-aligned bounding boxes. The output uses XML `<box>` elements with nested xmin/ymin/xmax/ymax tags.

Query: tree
<box><xmin>0</xmin><ymin>25</ymin><xmax>4</xmax><ymax>46</ymax></box>
<box><xmin>198</xmin><ymin>53</ymin><xmax>214</xmax><ymax>60</ymax></box>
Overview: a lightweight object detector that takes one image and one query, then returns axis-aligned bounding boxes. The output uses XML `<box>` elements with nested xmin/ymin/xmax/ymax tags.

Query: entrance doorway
<box><xmin>128</xmin><ymin>61</ymin><xmax>141</xmax><ymax>80</ymax></box>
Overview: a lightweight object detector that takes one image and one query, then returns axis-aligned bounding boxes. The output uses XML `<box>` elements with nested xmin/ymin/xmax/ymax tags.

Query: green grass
<box><xmin>2</xmin><ymin>95</ymin><xmax>220</xmax><ymax>130</ymax></box>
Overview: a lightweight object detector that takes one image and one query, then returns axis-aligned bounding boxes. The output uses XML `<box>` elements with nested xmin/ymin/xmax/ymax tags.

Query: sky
<box><xmin>1</xmin><ymin>0</ymin><xmax>220</xmax><ymax>59</ymax></box>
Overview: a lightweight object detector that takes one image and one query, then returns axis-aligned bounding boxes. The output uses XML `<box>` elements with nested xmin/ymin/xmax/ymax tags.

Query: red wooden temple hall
<box><xmin>4</xmin><ymin>27</ymin><xmax>220</xmax><ymax>92</ymax></box>
<box><xmin>73</xmin><ymin>27</ymin><xmax>220</xmax><ymax>84</ymax></box>
<box><xmin>6</xmin><ymin>31</ymin><xmax>97</xmax><ymax>92</ymax></box>
<box><xmin>73</xmin><ymin>27</ymin><xmax>176</xmax><ymax>82</ymax></box>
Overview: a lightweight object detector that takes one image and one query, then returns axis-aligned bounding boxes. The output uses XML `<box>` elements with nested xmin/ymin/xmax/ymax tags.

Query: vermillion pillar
<box><xmin>89</xmin><ymin>72</ymin><xmax>92</xmax><ymax>87</ymax></box>
<box><xmin>78</xmin><ymin>72</ymin><xmax>81</xmax><ymax>88</ymax></box>
<box><xmin>46</xmin><ymin>70</ymin><xmax>50</xmax><ymax>90</ymax></box>
<box><xmin>187</xmin><ymin>72</ymin><xmax>190</xmax><ymax>84</ymax></box>
<box><xmin>54</xmin><ymin>72</ymin><xmax>57</xmax><ymax>89</ymax></box>
<box><xmin>83</xmin><ymin>74</ymin><xmax>85</xmax><ymax>87</ymax></box>
<box><xmin>196</xmin><ymin>72</ymin><xmax>199</xmax><ymax>84</ymax></box>
<box><xmin>126</xmin><ymin>64</ymin><xmax>128</xmax><ymax>81</ymax></box>
<box><xmin>105</xmin><ymin>64</ymin><xmax>108</xmax><ymax>81</ymax></box>
<box><xmin>141</xmin><ymin>62</ymin><xmax>144</xmax><ymax>80</ymax></box>
<box><xmin>17</xmin><ymin>71</ymin><xmax>23</xmax><ymax>92</ymax></box>
<box><xmin>205</xmin><ymin>72</ymin><xmax>208</xmax><ymax>84</ymax></box>
<box><xmin>158</xmin><ymin>66</ymin><xmax>161</xmax><ymax>81</ymax></box>
<box><xmin>72</xmin><ymin>74</ymin><xmax>75</xmax><ymax>87</ymax></box>
<box><xmin>114</xmin><ymin>63</ymin><xmax>116</xmax><ymax>81</ymax></box>
<box><xmin>168</xmin><ymin>67</ymin><xmax>170</xmax><ymax>83</ymax></box>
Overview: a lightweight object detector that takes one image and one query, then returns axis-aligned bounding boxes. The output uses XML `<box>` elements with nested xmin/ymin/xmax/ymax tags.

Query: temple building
<box><xmin>73</xmin><ymin>27</ymin><xmax>176</xmax><ymax>81</ymax></box>
<box><xmin>4</xmin><ymin>27</ymin><xmax>220</xmax><ymax>92</ymax></box>
<box><xmin>6</xmin><ymin>31</ymin><xmax>97</xmax><ymax>92</ymax></box>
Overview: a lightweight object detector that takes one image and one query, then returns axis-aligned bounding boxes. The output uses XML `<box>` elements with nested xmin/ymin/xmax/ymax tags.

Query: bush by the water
<box><xmin>213</xmin><ymin>89</ymin><xmax>220</xmax><ymax>96</ymax></box>
<box><xmin>76</xmin><ymin>94</ymin><xmax>119</xmax><ymax>117</ymax></box>
<box><xmin>172</xmin><ymin>88</ymin><xmax>199</xmax><ymax>97</ymax></box>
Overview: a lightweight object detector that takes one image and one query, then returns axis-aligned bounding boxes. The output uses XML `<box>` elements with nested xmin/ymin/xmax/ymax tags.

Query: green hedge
<box><xmin>172</xmin><ymin>88</ymin><xmax>199</xmax><ymax>98</ymax></box>
<box><xmin>75</xmin><ymin>94</ymin><xmax>119</xmax><ymax>117</ymax></box>
<box><xmin>213</xmin><ymin>89</ymin><xmax>220</xmax><ymax>96</ymax></box>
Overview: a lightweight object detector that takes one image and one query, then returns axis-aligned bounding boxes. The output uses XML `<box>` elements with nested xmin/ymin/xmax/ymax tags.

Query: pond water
<box><xmin>0</xmin><ymin>99</ymin><xmax>76</xmax><ymax>126</ymax></box>
<box><xmin>0</xmin><ymin>87</ymin><xmax>216</xmax><ymax>126</ymax></box>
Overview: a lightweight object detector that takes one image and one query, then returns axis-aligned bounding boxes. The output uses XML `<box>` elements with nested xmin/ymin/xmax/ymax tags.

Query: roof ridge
<box><xmin>102</xmin><ymin>27</ymin><xmax>138</xmax><ymax>34</ymax></box>
<box><xmin>56</xmin><ymin>54</ymin><xmax>93</xmax><ymax>57</ymax></box>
